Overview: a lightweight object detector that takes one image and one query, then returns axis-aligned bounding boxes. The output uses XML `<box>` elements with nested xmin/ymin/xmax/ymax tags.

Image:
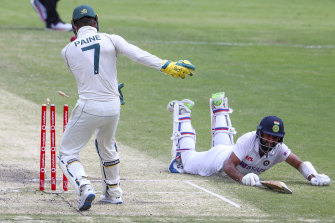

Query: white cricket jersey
<box><xmin>61</xmin><ymin>26</ymin><xmax>163</xmax><ymax>101</ymax></box>
<box><xmin>233</xmin><ymin>131</ymin><xmax>291</xmax><ymax>175</ymax></box>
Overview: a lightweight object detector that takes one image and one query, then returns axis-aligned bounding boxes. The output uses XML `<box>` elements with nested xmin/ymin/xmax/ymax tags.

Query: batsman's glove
<box><xmin>311</xmin><ymin>174</ymin><xmax>331</xmax><ymax>186</ymax></box>
<box><xmin>242</xmin><ymin>173</ymin><xmax>260</xmax><ymax>186</ymax></box>
<box><xmin>161</xmin><ymin>59</ymin><xmax>195</xmax><ymax>79</ymax></box>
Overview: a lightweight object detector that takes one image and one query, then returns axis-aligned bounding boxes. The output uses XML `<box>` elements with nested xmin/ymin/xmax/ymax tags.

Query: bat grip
<box><xmin>255</xmin><ymin>182</ymin><xmax>263</xmax><ymax>187</ymax></box>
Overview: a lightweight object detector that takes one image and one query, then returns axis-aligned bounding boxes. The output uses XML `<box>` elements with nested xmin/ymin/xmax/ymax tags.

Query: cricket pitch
<box><xmin>0</xmin><ymin>88</ymin><xmax>267</xmax><ymax>222</ymax></box>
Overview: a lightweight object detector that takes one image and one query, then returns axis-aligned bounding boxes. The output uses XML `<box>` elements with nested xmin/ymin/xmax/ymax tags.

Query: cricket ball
<box><xmin>70</xmin><ymin>36</ymin><xmax>77</xmax><ymax>42</ymax></box>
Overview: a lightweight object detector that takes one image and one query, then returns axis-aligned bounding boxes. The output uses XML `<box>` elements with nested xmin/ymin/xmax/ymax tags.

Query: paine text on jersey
<box><xmin>74</xmin><ymin>35</ymin><xmax>101</xmax><ymax>47</ymax></box>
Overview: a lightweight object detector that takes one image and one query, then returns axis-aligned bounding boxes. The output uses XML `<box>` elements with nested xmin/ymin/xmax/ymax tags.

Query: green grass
<box><xmin>1</xmin><ymin>0</ymin><xmax>335</xmax><ymax>221</ymax></box>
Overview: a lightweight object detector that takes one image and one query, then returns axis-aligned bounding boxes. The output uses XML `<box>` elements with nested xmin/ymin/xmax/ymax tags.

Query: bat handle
<box><xmin>255</xmin><ymin>182</ymin><xmax>263</xmax><ymax>187</ymax></box>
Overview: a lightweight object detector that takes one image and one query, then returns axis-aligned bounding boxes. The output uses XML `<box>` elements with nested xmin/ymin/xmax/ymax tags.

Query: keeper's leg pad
<box><xmin>170</xmin><ymin>105</ymin><xmax>196</xmax><ymax>158</ymax></box>
<box><xmin>57</xmin><ymin>156</ymin><xmax>91</xmax><ymax>195</ymax></box>
<box><xmin>210</xmin><ymin>94</ymin><xmax>236</xmax><ymax>147</ymax></box>
<box><xmin>100</xmin><ymin>159</ymin><xmax>122</xmax><ymax>197</ymax></box>
<box><xmin>95</xmin><ymin>139</ymin><xmax>122</xmax><ymax>197</ymax></box>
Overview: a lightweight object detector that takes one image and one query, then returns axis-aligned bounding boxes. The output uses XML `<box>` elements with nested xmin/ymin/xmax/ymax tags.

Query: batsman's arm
<box><xmin>286</xmin><ymin>153</ymin><xmax>331</xmax><ymax>186</ymax></box>
<box><xmin>223</xmin><ymin>152</ymin><xmax>244</xmax><ymax>182</ymax></box>
<box><xmin>285</xmin><ymin>153</ymin><xmax>305</xmax><ymax>172</ymax></box>
<box><xmin>285</xmin><ymin>153</ymin><xmax>316</xmax><ymax>180</ymax></box>
<box><xmin>224</xmin><ymin>153</ymin><xmax>261</xmax><ymax>186</ymax></box>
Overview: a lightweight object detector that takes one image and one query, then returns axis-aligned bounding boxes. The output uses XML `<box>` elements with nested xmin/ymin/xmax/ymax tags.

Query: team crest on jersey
<box><xmin>263</xmin><ymin>160</ymin><xmax>270</xmax><ymax>166</ymax></box>
<box><xmin>272</xmin><ymin>121</ymin><xmax>280</xmax><ymax>133</ymax></box>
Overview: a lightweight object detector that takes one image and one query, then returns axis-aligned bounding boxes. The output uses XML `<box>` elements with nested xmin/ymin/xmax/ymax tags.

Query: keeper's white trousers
<box><xmin>60</xmin><ymin>98</ymin><xmax>120</xmax><ymax>161</ymax></box>
<box><xmin>59</xmin><ymin>98</ymin><xmax>121</xmax><ymax>195</ymax></box>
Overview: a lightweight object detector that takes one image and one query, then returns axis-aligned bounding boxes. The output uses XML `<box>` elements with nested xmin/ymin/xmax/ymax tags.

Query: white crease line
<box><xmin>184</xmin><ymin>180</ymin><xmax>241</xmax><ymax>208</ymax></box>
<box><xmin>24</xmin><ymin>178</ymin><xmax>242</xmax><ymax>207</ymax></box>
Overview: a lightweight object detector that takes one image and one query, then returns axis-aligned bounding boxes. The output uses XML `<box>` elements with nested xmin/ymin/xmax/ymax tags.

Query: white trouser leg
<box><xmin>95</xmin><ymin>115</ymin><xmax>122</xmax><ymax>198</ymax></box>
<box><xmin>59</xmin><ymin>100</ymin><xmax>97</xmax><ymax>194</ymax></box>
<box><xmin>59</xmin><ymin>99</ymin><xmax>121</xmax><ymax>196</ymax></box>
<box><xmin>181</xmin><ymin>145</ymin><xmax>233</xmax><ymax>176</ymax></box>
<box><xmin>60</xmin><ymin>100</ymin><xmax>97</xmax><ymax>158</ymax></box>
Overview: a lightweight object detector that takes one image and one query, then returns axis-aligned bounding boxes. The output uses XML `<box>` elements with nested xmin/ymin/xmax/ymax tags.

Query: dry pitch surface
<box><xmin>0</xmin><ymin>88</ymin><xmax>266</xmax><ymax>221</ymax></box>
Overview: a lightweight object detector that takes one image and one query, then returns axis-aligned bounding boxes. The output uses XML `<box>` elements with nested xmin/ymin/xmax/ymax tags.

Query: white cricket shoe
<box><xmin>169</xmin><ymin>152</ymin><xmax>184</xmax><ymax>174</ymax></box>
<box><xmin>46</xmin><ymin>22</ymin><xmax>72</xmax><ymax>31</ymax></box>
<box><xmin>30</xmin><ymin>0</ymin><xmax>47</xmax><ymax>24</ymax></box>
<box><xmin>100</xmin><ymin>194</ymin><xmax>123</xmax><ymax>204</ymax></box>
<box><xmin>167</xmin><ymin>99</ymin><xmax>194</xmax><ymax>114</ymax></box>
<box><xmin>78</xmin><ymin>184</ymin><xmax>95</xmax><ymax>211</ymax></box>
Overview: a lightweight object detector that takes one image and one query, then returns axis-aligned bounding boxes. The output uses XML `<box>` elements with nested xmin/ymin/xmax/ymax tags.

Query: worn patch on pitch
<box><xmin>0</xmin><ymin>88</ymin><xmax>267</xmax><ymax>221</ymax></box>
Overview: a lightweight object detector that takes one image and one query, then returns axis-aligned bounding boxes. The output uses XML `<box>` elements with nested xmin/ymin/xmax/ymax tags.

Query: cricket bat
<box><xmin>256</xmin><ymin>180</ymin><xmax>292</xmax><ymax>194</ymax></box>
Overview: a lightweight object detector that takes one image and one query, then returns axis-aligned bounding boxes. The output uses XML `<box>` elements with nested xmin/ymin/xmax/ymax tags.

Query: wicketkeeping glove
<box><xmin>118</xmin><ymin>83</ymin><xmax>125</xmax><ymax>107</ymax></box>
<box><xmin>242</xmin><ymin>173</ymin><xmax>260</xmax><ymax>186</ymax></box>
<box><xmin>161</xmin><ymin>59</ymin><xmax>195</xmax><ymax>79</ymax></box>
<box><xmin>311</xmin><ymin>174</ymin><xmax>331</xmax><ymax>186</ymax></box>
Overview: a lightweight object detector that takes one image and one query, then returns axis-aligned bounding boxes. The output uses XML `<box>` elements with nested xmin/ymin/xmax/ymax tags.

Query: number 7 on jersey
<box><xmin>81</xmin><ymin>43</ymin><xmax>100</xmax><ymax>74</ymax></box>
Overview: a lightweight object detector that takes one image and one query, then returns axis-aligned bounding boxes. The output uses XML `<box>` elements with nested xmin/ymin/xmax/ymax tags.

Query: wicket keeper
<box><xmin>58</xmin><ymin>4</ymin><xmax>195</xmax><ymax>211</ymax></box>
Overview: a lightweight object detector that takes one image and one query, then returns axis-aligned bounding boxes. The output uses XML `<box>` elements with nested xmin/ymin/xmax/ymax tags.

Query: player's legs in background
<box><xmin>167</xmin><ymin>99</ymin><xmax>196</xmax><ymax>173</ymax></box>
<box><xmin>210</xmin><ymin>92</ymin><xmax>236</xmax><ymax>147</ymax></box>
<box><xmin>30</xmin><ymin>0</ymin><xmax>47</xmax><ymax>23</ymax></box>
<box><xmin>40</xmin><ymin>0</ymin><xmax>60</xmax><ymax>25</ymax></box>
<box><xmin>38</xmin><ymin>0</ymin><xmax>72</xmax><ymax>30</ymax></box>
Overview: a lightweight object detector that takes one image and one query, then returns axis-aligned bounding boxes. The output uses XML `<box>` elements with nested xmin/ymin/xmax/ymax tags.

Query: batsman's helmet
<box><xmin>71</xmin><ymin>5</ymin><xmax>99</xmax><ymax>35</ymax></box>
<box><xmin>256</xmin><ymin>116</ymin><xmax>285</xmax><ymax>142</ymax></box>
